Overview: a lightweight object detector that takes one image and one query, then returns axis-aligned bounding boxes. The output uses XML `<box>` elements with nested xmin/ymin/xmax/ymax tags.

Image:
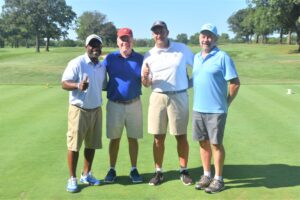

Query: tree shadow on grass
<box><xmin>288</xmin><ymin>49</ymin><xmax>300</xmax><ymax>54</ymax></box>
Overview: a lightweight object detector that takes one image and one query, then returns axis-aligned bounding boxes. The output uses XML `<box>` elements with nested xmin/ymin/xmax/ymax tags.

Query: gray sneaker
<box><xmin>195</xmin><ymin>175</ymin><xmax>212</xmax><ymax>190</ymax></box>
<box><xmin>149</xmin><ymin>171</ymin><xmax>163</xmax><ymax>186</ymax></box>
<box><xmin>205</xmin><ymin>179</ymin><xmax>225</xmax><ymax>194</ymax></box>
<box><xmin>180</xmin><ymin>170</ymin><xmax>193</xmax><ymax>185</ymax></box>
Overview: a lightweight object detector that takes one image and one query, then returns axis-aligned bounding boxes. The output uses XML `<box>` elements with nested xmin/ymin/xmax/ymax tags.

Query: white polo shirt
<box><xmin>142</xmin><ymin>41</ymin><xmax>194</xmax><ymax>92</ymax></box>
<box><xmin>62</xmin><ymin>53</ymin><xmax>106</xmax><ymax>109</ymax></box>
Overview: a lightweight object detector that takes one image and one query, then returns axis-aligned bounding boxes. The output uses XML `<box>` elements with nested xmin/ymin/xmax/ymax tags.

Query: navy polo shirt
<box><xmin>103</xmin><ymin>50</ymin><xmax>143</xmax><ymax>101</ymax></box>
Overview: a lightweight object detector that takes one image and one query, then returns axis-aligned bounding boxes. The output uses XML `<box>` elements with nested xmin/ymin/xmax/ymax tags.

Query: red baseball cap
<box><xmin>117</xmin><ymin>28</ymin><xmax>133</xmax><ymax>37</ymax></box>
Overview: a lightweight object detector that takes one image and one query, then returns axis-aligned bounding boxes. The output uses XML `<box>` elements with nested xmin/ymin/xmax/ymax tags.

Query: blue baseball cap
<box><xmin>200</xmin><ymin>23</ymin><xmax>218</xmax><ymax>37</ymax></box>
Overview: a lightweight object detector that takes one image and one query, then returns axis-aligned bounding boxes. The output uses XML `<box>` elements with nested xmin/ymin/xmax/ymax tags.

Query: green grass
<box><xmin>0</xmin><ymin>45</ymin><xmax>300</xmax><ymax>199</ymax></box>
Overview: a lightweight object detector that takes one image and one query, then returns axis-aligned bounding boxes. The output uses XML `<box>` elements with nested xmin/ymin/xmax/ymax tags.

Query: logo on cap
<box><xmin>200</xmin><ymin>23</ymin><xmax>218</xmax><ymax>37</ymax></box>
<box><xmin>117</xmin><ymin>28</ymin><xmax>133</xmax><ymax>37</ymax></box>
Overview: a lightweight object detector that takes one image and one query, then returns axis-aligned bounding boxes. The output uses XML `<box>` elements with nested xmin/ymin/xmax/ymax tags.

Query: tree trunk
<box><xmin>35</xmin><ymin>31</ymin><xmax>40</xmax><ymax>53</ymax></box>
<box><xmin>297</xmin><ymin>31</ymin><xmax>300</xmax><ymax>52</ymax></box>
<box><xmin>256</xmin><ymin>35</ymin><xmax>259</xmax><ymax>43</ymax></box>
<box><xmin>45</xmin><ymin>37</ymin><xmax>50</xmax><ymax>52</ymax></box>
<box><xmin>26</xmin><ymin>39</ymin><xmax>29</xmax><ymax>48</ymax></box>
<box><xmin>279</xmin><ymin>29</ymin><xmax>283</xmax><ymax>44</ymax></box>
<box><xmin>287</xmin><ymin>31</ymin><xmax>292</xmax><ymax>45</ymax></box>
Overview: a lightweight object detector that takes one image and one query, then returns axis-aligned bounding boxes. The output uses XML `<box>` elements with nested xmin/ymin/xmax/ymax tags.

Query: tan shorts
<box><xmin>148</xmin><ymin>91</ymin><xmax>189</xmax><ymax>135</ymax></box>
<box><xmin>67</xmin><ymin>105</ymin><xmax>102</xmax><ymax>151</ymax></box>
<box><xmin>106</xmin><ymin>99</ymin><xmax>143</xmax><ymax>139</ymax></box>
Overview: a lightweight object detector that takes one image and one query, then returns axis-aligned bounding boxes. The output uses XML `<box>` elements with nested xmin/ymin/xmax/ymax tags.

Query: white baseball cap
<box><xmin>85</xmin><ymin>34</ymin><xmax>103</xmax><ymax>46</ymax></box>
<box><xmin>200</xmin><ymin>23</ymin><xmax>218</xmax><ymax>37</ymax></box>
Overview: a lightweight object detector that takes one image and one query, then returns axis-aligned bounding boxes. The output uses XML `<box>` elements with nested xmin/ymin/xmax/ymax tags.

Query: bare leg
<box><xmin>175</xmin><ymin>134</ymin><xmax>189</xmax><ymax>168</ymax></box>
<box><xmin>68</xmin><ymin>150</ymin><xmax>79</xmax><ymax>177</ymax></box>
<box><xmin>212</xmin><ymin>144</ymin><xmax>225</xmax><ymax>177</ymax></box>
<box><xmin>128</xmin><ymin>137</ymin><xmax>138</xmax><ymax>167</ymax></box>
<box><xmin>153</xmin><ymin>134</ymin><xmax>166</xmax><ymax>168</ymax></box>
<box><xmin>199</xmin><ymin>140</ymin><xmax>212</xmax><ymax>172</ymax></box>
<box><xmin>109</xmin><ymin>138</ymin><xmax>121</xmax><ymax>168</ymax></box>
<box><xmin>83</xmin><ymin>148</ymin><xmax>95</xmax><ymax>175</ymax></box>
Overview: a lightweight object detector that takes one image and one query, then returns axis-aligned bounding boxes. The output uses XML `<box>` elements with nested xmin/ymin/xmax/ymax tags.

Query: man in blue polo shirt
<box><xmin>102</xmin><ymin>28</ymin><xmax>143</xmax><ymax>183</ymax></box>
<box><xmin>192</xmin><ymin>23</ymin><xmax>240</xmax><ymax>193</ymax></box>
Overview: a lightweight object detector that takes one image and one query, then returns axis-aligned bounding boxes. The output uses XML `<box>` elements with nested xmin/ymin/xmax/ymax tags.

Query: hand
<box><xmin>78</xmin><ymin>75</ymin><xmax>89</xmax><ymax>91</ymax></box>
<box><xmin>143</xmin><ymin>63</ymin><xmax>150</xmax><ymax>77</ymax></box>
<box><xmin>142</xmin><ymin>63</ymin><xmax>152</xmax><ymax>87</ymax></box>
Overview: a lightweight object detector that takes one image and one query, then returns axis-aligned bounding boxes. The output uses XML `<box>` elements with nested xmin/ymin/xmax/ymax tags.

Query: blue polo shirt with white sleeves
<box><xmin>193</xmin><ymin>47</ymin><xmax>238</xmax><ymax>113</ymax></box>
<box><xmin>102</xmin><ymin>50</ymin><xmax>143</xmax><ymax>101</ymax></box>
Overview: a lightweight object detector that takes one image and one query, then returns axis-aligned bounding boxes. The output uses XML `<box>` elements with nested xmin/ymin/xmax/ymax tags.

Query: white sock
<box><xmin>110</xmin><ymin>167</ymin><xmax>115</xmax><ymax>170</ymax></box>
<box><xmin>156</xmin><ymin>168</ymin><xmax>163</xmax><ymax>172</ymax></box>
<box><xmin>131</xmin><ymin>167</ymin><xmax>137</xmax><ymax>171</ymax></box>
<box><xmin>180</xmin><ymin>167</ymin><xmax>187</xmax><ymax>173</ymax></box>
<box><xmin>204</xmin><ymin>171</ymin><xmax>211</xmax><ymax>177</ymax></box>
<box><xmin>214</xmin><ymin>175</ymin><xmax>223</xmax><ymax>181</ymax></box>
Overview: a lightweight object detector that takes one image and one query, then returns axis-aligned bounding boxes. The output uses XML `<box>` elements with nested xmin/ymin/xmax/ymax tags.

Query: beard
<box><xmin>88</xmin><ymin>50</ymin><xmax>101</xmax><ymax>59</ymax></box>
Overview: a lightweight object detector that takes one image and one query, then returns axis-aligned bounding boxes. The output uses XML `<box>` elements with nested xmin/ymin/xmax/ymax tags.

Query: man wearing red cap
<box><xmin>102</xmin><ymin>28</ymin><xmax>144</xmax><ymax>183</ymax></box>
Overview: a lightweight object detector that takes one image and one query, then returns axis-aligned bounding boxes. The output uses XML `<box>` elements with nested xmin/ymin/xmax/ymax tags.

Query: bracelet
<box><xmin>77</xmin><ymin>83</ymin><xmax>80</xmax><ymax>89</ymax></box>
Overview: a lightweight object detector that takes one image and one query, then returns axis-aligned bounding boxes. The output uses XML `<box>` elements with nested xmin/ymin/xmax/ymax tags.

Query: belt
<box><xmin>111</xmin><ymin>96</ymin><xmax>140</xmax><ymax>105</ymax></box>
<box><xmin>157</xmin><ymin>89</ymin><xmax>187</xmax><ymax>95</ymax></box>
<box><xmin>72</xmin><ymin>104</ymin><xmax>99</xmax><ymax>111</ymax></box>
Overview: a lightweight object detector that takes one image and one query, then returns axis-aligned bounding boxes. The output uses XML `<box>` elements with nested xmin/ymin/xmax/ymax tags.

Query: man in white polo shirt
<box><xmin>62</xmin><ymin>34</ymin><xmax>106</xmax><ymax>193</ymax></box>
<box><xmin>142</xmin><ymin>20</ymin><xmax>194</xmax><ymax>186</ymax></box>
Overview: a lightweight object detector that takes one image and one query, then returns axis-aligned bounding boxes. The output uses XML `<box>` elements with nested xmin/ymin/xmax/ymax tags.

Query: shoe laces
<box><xmin>210</xmin><ymin>179</ymin><xmax>223</xmax><ymax>188</ymax></box>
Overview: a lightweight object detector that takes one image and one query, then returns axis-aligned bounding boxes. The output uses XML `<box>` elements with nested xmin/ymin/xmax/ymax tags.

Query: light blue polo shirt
<box><xmin>193</xmin><ymin>47</ymin><xmax>238</xmax><ymax>113</ymax></box>
<box><xmin>62</xmin><ymin>53</ymin><xmax>106</xmax><ymax>109</ymax></box>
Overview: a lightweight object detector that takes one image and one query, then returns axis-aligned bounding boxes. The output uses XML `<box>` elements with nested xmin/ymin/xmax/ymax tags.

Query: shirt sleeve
<box><xmin>223</xmin><ymin>53</ymin><xmax>238</xmax><ymax>81</ymax></box>
<box><xmin>61</xmin><ymin>59</ymin><xmax>79</xmax><ymax>82</ymax></box>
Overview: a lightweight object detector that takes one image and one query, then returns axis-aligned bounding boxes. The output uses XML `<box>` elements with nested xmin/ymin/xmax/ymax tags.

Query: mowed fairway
<box><xmin>0</xmin><ymin>44</ymin><xmax>300</xmax><ymax>199</ymax></box>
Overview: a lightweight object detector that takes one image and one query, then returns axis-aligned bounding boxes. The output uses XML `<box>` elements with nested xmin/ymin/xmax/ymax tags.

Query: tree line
<box><xmin>228</xmin><ymin>0</ymin><xmax>300</xmax><ymax>51</ymax></box>
<box><xmin>0</xmin><ymin>0</ymin><xmax>299</xmax><ymax>52</ymax></box>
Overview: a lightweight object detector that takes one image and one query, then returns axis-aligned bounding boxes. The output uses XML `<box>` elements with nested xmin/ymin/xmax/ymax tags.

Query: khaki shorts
<box><xmin>148</xmin><ymin>91</ymin><xmax>189</xmax><ymax>135</ymax></box>
<box><xmin>67</xmin><ymin>105</ymin><xmax>102</xmax><ymax>151</ymax></box>
<box><xmin>106</xmin><ymin>99</ymin><xmax>143</xmax><ymax>139</ymax></box>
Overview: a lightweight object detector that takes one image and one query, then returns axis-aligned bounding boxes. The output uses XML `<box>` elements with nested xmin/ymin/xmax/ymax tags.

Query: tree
<box><xmin>189</xmin><ymin>32</ymin><xmax>200</xmax><ymax>45</ymax></box>
<box><xmin>43</xmin><ymin>0</ymin><xmax>76</xmax><ymax>51</ymax></box>
<box><xmin>248</xmin><ymin>0</ymin><xmax>300</xmax><ymax>50</ymax></box>
<box><xmin>2</xmin><ymin>0</ymin><xmax>76</xmax><ymax>52</ymax></box>
<box><xmin>75</xmin><ymin>11</ymin><xmax>117</xmax><ymax>46</ymax></box>
<box><xmin>99</xmin><ymin>22</ymin><xmax>117</xmax><ymax>46</ymax></box>
<box><xmin>176</xmin><ymin>33</ymin><xmax>188</xmax><ymax>44</ymax></box>
<box><xmin>218</xmin><ymin>33</ymin><xmax>230</xmax><ymax>43</ymax></box>
<box><xmin>75</xmin><ymin>11</ymin><xmax>106</xmax><ymax>41</ymax></box>
<box><xmin>228</xmin><ymin>8</ymin><xmax>255</xmax><ymax>42</ymax></box>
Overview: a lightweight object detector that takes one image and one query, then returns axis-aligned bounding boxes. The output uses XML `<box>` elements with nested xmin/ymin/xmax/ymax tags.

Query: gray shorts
<box><xmin>192</xmin><ymin>111</ymin><xmax>227</xmax><ymax>144</ymax></box>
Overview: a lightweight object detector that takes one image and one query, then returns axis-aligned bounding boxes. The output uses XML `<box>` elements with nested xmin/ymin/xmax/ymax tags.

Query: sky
<box><xmin>0</xmin><ymin>0</ymin><xmax>248</xmax><ymax>40</ymax></box>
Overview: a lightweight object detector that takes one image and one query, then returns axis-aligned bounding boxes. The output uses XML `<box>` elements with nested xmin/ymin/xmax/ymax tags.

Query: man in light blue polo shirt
<box><xmin>192</xmin><ymin>23</ymin><xmax>240</xmax><ymax>193</ymax></box>
<box><xmin>102</xmin><ymin>28</ymin><xmax>144</xmax><ymax>184</ymax></box>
